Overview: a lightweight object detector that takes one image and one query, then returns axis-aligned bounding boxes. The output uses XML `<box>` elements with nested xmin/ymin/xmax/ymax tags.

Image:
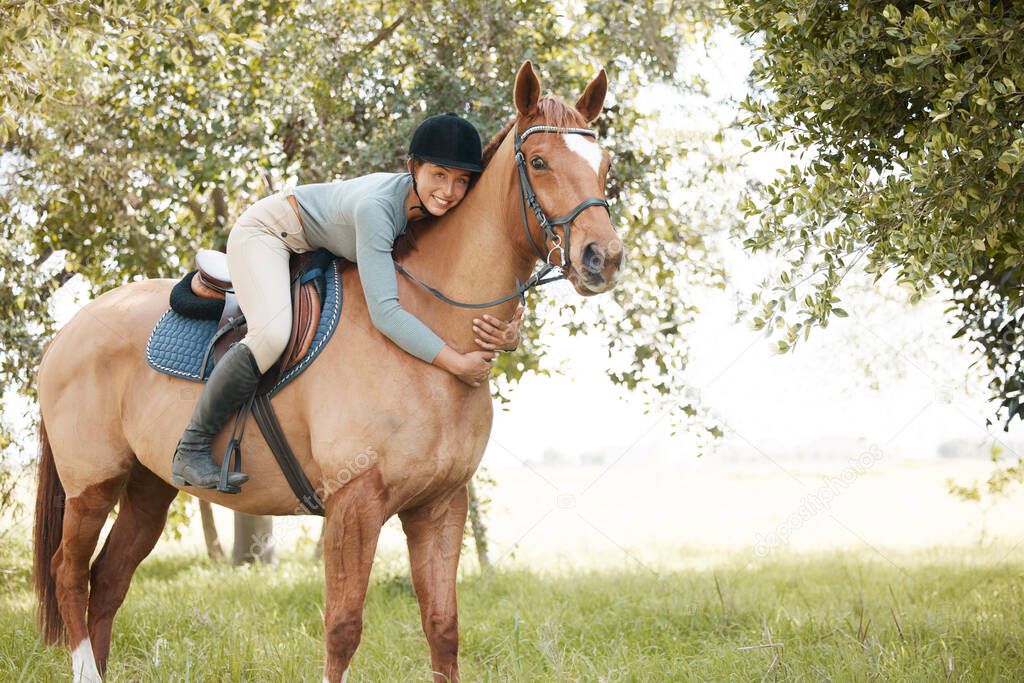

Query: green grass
<box><xmin>2</xmin><ymin>535</ymin><xmax>1024</xmax><ymax>681</ymax></box>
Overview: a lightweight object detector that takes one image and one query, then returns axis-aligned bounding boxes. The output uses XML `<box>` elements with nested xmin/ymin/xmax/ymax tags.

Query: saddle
<box><xmin>181</xmin><ymin>248</ymin><xmax>330</xmax><ymax>391</ymax></box>
<box><xmin>164</xmin><ymin>247</ymin><xmax>339</xmax><ymax>514</ymax></box>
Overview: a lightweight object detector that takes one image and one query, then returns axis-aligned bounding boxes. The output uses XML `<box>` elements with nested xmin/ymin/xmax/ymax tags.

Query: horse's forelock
<box><xmin>535</xmin><ymin>96</ymin><xmax>588</xmax><ymax>129</ymax></box>
<box><xmin>481</xmin><ymin>96</ymin><xmax>589</xmax><ymax>169</ymax></box>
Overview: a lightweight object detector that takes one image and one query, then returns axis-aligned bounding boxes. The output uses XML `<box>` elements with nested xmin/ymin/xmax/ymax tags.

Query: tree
<box><xmin>3</xmin><ymin>1</ymin><xmax>733</xmax><ymax>530</ymax></box>
<box><xmin>725</xmin><ymin>1</ymin><xmax>1024</xmax><ymax>427</ymax></box>
<box><xmin>198</xmin><ymin>499</ymin><xmax>226</xmax><ymax>560</ymax></box>
<box><xmin>233</xmin><ymin>512</ymin><xmax>275</xmax><ymax>565</ymax></box>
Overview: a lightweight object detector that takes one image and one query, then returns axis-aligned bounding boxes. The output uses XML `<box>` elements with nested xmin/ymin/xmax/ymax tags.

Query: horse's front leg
<box><xmin>322</xmin><ymin>470</ymin><xmax>388</xmax><ymax>683</ymax></box>
<box><xmin>399</xmin><ymin>485</ymin><xmax>469</xmax><ymax>683</ymax></box>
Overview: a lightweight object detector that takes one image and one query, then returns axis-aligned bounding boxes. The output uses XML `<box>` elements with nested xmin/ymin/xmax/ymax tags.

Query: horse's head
<box><xmin>511</xmin><ymin>61</ymin><xmax>623</xmax><ymax>295</ymax></box>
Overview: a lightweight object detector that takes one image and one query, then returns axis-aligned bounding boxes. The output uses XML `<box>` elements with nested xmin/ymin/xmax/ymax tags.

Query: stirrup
<box><xmin>217</xmin><ymin>390</ymin><xmax>258</xmax><ymax>493</ymax></box>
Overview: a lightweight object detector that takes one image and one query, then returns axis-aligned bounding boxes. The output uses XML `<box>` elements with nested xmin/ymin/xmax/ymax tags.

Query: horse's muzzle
<box><xmin>574</xmin><ymin>239</ymin><xmax>623</xmax><ymax>294</ymax></box>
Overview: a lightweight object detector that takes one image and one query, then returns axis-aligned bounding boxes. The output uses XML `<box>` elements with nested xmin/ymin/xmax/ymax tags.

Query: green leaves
<box><xmin>773</xmin><ymin>11</ymin><xmax>798</xmax><ymax>30</ymax></box>
<box><xmin>996</xmin><ymin>136</ymin><xmax>1024</xmax><ymax>175</ymax></box>
<box><xmin>725</xmin><ymin>0</ymin><xmax>1024</xmax><ymax>426</ymax></box>
<box><xmin>2</xmin><ymin>0</ymin><xmax>730</xmax><ymax>448</ymax></box>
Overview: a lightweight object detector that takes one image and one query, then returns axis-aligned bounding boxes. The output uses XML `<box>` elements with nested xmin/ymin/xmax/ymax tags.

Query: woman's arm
<box><xmin>354</xmin><ymin>199</ymin><xmax>494</xmax><ymax>385</ymax></box>
<box><xmin>354</xmin><ymin>198</ymin><xmax>446</xmax><ymax>362</ymax></box>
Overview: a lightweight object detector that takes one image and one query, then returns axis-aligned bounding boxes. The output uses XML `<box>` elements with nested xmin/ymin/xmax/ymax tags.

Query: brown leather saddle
<box><xmin>192</xmin><ymin>248</ymin><xmax>323</xmax><ymax>390</ymax></box>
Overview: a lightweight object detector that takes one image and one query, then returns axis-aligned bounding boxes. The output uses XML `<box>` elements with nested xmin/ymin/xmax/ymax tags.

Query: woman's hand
<box><xmin>473</xmin><ymin>305</ymin><xmax>525</xmax><ymax>352</ymax></box>
<box><xmin>458</xmin><ymin>350</ymin><xmax>496</xmax><ymax>387</ymax></box>
<box><xmin>433</xmin><ymin>347</ymin><xmax>495</xmax><ymax>387</ymax></box>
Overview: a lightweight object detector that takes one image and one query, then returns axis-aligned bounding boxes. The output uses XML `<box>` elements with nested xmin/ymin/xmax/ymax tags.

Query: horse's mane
<box><xmin>481</xmin><ymin>96</ymin><xmax>587</xmax><ymax>168</ymax></box>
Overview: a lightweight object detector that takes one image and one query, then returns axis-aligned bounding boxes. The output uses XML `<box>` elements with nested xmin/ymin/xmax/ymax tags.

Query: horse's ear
<box><xmin>515</xmin><ymin>60</ymin><xmax>541</xmax><ymax>117</ymax></box>
<box><xmin>575</xmin><ymin>69</ymin><xmax>608</xmax><ymax>123</ymax></box>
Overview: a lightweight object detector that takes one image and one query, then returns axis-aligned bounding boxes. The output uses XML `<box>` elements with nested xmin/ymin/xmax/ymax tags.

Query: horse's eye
<box><xmin>531</xmin><ymin>156</ymin><xmax>547</xmax><ymax>170</ymax></box>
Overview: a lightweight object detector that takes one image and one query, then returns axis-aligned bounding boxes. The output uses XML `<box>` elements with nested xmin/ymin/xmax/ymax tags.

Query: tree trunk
<box><xmin>313</xmin><ymin>520</ymin><xmax>324</xmax><ymax>562</ymax></box>
<box><xmin>467</xmin><ymin>481</ymin><xmax>492</xmax><ymax>574</ymax></box>
<box><xmin>232</xmin><ymin>512</ymin><xmax>276</xmax><ymax>565</ymax></box>
<box><xmin>198</xmin><ymin>500</ymin><xmax>225</xmax><ymax>560</ymax></box>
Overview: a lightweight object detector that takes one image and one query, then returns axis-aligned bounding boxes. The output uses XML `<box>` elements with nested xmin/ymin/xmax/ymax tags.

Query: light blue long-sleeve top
<box><xmin>291</xmin><ymin>172</ymin><xmax>445</xmax><ymax>363</ymax></box>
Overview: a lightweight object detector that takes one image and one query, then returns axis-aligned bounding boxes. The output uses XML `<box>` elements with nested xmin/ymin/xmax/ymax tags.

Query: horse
<box><xmin>33</xmin><ymin>60</ymin><xmax>622</xmax><ymax>682</ymax></box>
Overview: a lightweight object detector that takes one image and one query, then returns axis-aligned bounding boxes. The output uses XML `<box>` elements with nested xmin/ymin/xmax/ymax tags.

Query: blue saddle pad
<box><xmin>145</xmin><ymin>260</ymin><xmax>343</xmax><ymax>397</ymax></box>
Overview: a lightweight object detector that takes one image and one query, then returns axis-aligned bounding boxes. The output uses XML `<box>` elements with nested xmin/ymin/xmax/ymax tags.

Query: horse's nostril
<box><xmin>582</xmin><ymin>242</ymin><xmax>604</xmax><ymax>274</ymax></box>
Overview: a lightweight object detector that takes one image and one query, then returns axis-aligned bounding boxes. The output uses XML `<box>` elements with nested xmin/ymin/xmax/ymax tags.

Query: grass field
<box><xmin>3</xmin><ymin>534</ymin><xmax>1024</xmax><ymax>681</ymax></box>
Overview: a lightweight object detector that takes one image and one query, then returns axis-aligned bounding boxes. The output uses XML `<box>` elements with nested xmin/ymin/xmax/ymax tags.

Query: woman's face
<box><xmin>412</xmin><ymin>161</ymin><xmax>473</xmax><ymax>216</ymax></box>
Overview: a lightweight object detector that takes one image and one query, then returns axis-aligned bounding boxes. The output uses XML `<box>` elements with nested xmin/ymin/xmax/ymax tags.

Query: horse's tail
<box><xmin>33</xmin><ymin>414</ymin><xmax>66</xmax><ymax>645</ymax></box>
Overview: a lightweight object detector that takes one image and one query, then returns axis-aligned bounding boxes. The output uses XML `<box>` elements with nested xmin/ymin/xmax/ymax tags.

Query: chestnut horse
<box><xmin>33</xmin><ymin>61</ymin><xmax>622</xmax><ymax>682</ymax></box>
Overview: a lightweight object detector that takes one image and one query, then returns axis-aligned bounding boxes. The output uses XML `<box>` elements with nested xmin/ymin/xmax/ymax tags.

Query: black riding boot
<box><xmin>171</xmin><ymin>342</ymin><xmax>262</xmax><ymax>490</ymax></box>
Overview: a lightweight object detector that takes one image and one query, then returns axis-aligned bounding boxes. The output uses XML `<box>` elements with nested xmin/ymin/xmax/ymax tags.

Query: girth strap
<box><xmin>215</xmin><ymin>387</ymin><xmax>324</xmax><ymax>515</ymax></box>
<box><xmin>251</xmin><ymin>394</ymin><xmax>325</xmax><ymax>515</ymax></box>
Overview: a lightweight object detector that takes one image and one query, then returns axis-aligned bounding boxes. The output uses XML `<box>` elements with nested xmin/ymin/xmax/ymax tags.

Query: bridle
<box><xmin>394</xmin><ymin>124</ymin><xmax>611</xmax><ymax>310</ymax></box>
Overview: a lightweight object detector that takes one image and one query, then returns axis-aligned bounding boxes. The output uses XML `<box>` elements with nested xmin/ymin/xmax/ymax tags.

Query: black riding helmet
<box><xmin>408</xmin><ymin>112</ymin><xmax>483</xmax><ymax>172</ymax></box>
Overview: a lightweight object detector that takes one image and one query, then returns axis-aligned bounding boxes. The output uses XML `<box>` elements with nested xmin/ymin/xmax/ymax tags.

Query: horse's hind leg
<box><xmin>399</xmin><ymin>486</ymin><xmax>469</xmax><ymax>683</ymax></box>
<box><xmin>87</xmin><ymin>462</ymin><xmax>178</xmax><ymax>676</ymax></box>
<box><xmin>54</xmin><ymin>472</ymin><xmax>129</xmax><ymax>683</ymax></box>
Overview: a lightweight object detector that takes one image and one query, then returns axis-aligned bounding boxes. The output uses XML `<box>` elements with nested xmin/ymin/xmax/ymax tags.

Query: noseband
<box><xmin>394</xmin><ymin>124</ymin><xmax>611</xmax><ymax>310</ymax></box>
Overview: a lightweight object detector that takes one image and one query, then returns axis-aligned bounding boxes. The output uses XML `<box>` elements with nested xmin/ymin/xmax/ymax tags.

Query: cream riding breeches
<box><xmin>226</xmin><ymin>192</ymin><xmax>313</xmax><ymax>373</ymax></box>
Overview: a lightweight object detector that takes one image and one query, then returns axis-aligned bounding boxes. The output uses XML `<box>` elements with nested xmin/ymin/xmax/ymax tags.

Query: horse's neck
<box><xmin>399</xmin><ymin>136</ymin><xmax>535</xmax><ymax>351</ymax></box>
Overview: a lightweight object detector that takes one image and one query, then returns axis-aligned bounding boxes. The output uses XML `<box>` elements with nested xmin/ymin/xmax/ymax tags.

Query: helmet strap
<box><xmin>408</xmin><ymin>159</ymin><xmax>431</xmax><ymax>216</ymax></box>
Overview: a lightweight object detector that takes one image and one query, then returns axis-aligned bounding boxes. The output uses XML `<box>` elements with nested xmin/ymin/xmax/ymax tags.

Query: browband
<box><xmin>519</xmin><ymin>125</ymin><xmax>599</xmax><ymax>141</ymax></box>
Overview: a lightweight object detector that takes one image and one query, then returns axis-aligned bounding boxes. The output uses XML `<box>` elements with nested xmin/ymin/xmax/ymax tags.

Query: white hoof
<box><xmin>71</xmin><ymin>638</ymin><xmax>103</xmax><ymax>683</ymax></box>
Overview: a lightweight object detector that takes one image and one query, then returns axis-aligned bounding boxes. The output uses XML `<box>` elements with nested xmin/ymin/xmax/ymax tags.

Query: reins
<box><xmin>394</xmin><ymin>124</ymin><xmax>610</xmax><ymax>310</ymax></box>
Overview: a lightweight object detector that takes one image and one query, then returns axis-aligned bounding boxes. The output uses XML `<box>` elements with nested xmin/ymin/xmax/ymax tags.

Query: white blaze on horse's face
<box><xmin>563</xmin><ymin>133</ymin><xmax>603</xmax><ymax>176</ymax></box>
<box><xmin>548</xmin><ymin>130</ymin><xmax>618</xmax><ymax>295</ymax></box>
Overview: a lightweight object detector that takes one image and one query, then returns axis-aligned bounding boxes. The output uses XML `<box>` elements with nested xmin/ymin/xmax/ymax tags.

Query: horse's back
<box><xmin>40</xmin><ymin>278</ymin><xmax>172</xmax><ymax>386</ymax></box>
